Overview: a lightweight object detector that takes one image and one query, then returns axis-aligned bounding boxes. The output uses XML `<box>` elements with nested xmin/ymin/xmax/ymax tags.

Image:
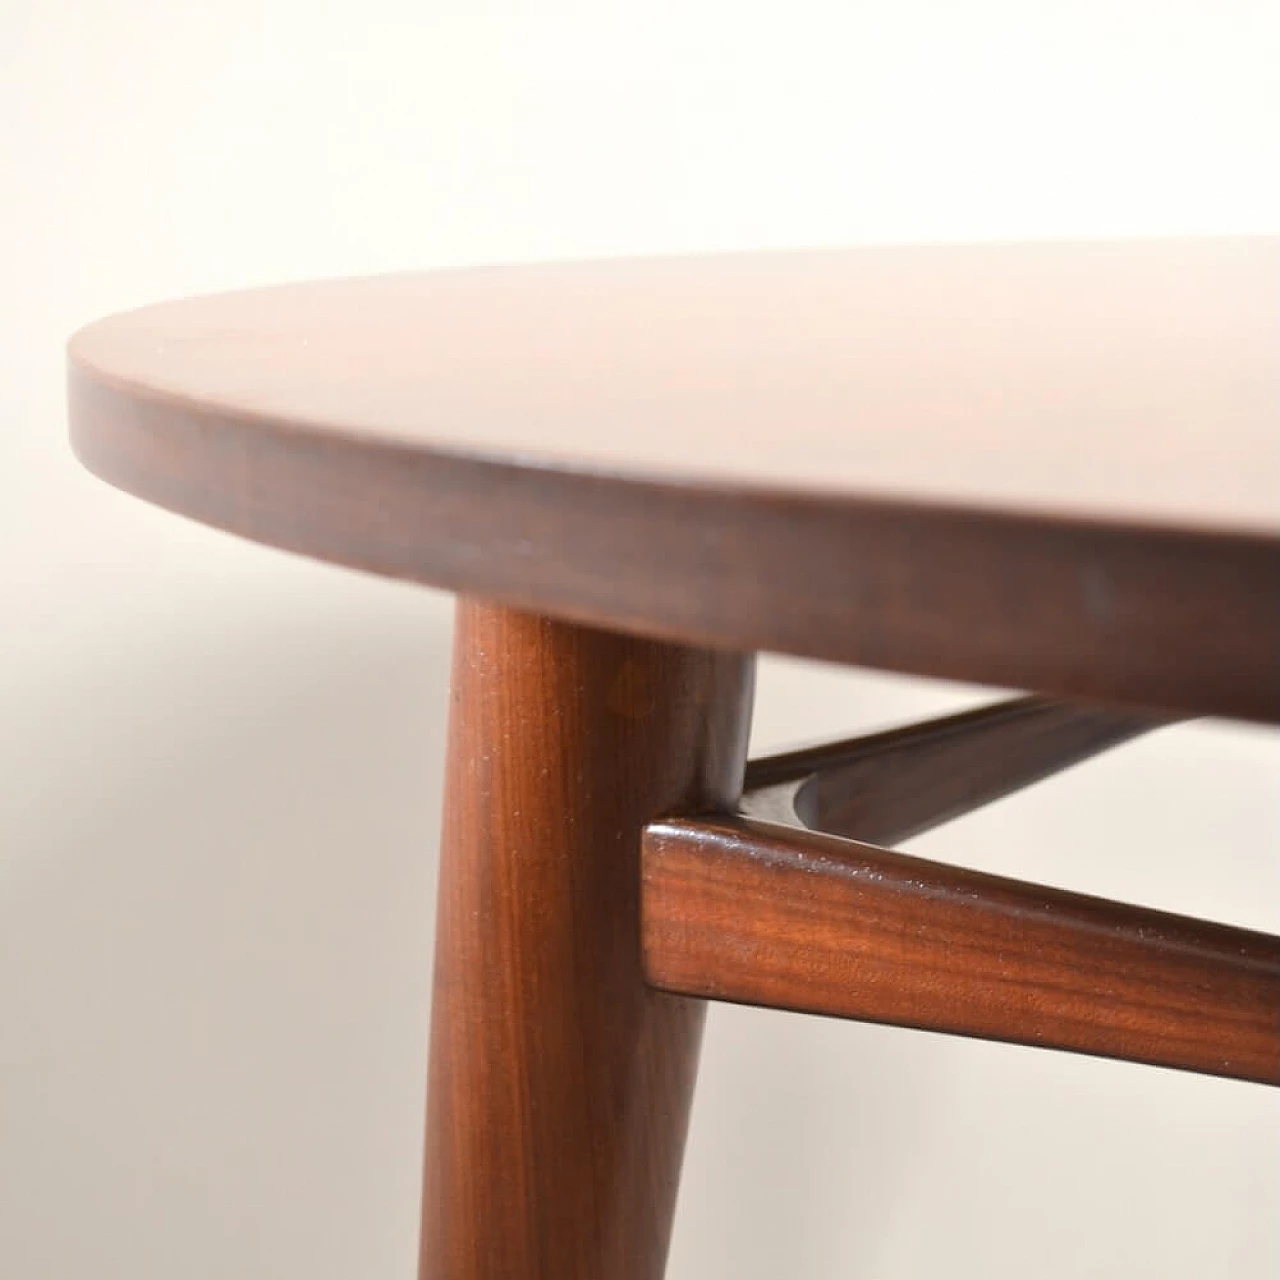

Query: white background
<box><xmin>2</xmin><ymin>2</ymin><xmax>1278</xmax><ymax>1276</ymax></box>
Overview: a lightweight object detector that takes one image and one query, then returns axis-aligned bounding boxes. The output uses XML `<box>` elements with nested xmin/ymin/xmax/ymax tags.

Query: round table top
<box><xmin>69</xmin><ymin>237</ymin><xmax>1280</xmax><ymax>722</ymax></box>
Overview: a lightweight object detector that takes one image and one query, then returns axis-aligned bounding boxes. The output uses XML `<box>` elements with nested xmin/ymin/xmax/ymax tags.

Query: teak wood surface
<box><xmin>422</xmin><ymin>603</ymin><xmax>753</xmax><ymax>1280</ymax></box>
<box><xmin>69</xmin><ymin>237</ymin><xmax>1280</xmax><ymax>721</ymax></box>
<box><xmin>66</xmin><ymin>237</ymin><xmax>1280</xmax><ymax>1279</ymax></box>
<box><xmin>643</xmin><ymin>816</ymin><xmax>1280</xmax><ymax>1086</ymax></box>
<box><xmin>740</xmin><ymin>694</ymin><xmax>1167</xmax><ymax>845</ymax></box>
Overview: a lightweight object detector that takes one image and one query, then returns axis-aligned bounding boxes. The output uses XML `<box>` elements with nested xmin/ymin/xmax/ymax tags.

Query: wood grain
<box><xmin>67</xmin><ymin>239</ymin><xmax>1280</xmax><ymax>722</ymax></box>
<box><xmin>642</xmin><ymin>815</ymin><xmax>1280</xmax><ymax>1085</ymax></box>
<box><xmin>68</xmin><ymin>238</ymin><xmax>1280</xmax><ymax>534</ymax></box>
<box><xmin>741</xmin><ymin>696</ymin><xmax>1170</xmax><ymax>845</ymax></box>
<box><xmin>421</xmin><ymin>603</ymin><xmax>753</xmax><ymax>1280</ymax></box>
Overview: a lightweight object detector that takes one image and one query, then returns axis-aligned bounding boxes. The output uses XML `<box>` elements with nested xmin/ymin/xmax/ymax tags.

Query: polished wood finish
<box><xmin>643</xmin><ymin>815</ymin><xmax>1280</xmax><ymax>1085</ymax></box>
<box><xmin>66</xmin><ymin>240</ymin><xmax>1280</xmax><ymax>1276</ymax></box>
<box><xmin>742</xmin><ymin>696</ymin><xmax>1170</xmax><ymax>845</ymax></box>
<box><xmin>421</xmin><ymin>603</ymin><xmax>753</xmax><ymax>1280</ymax></box>
<box><xmin>68</xmin><ymin>238</ymin><xmax>1280</xmax><ymax>721</ymax></box>
<box><xmin>67</xmin><ymin>239</ymin><xmax>1280</xmax><ymax>533</ymax></box>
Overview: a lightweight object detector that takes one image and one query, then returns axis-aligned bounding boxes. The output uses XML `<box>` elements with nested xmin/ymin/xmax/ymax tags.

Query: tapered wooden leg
<box><xmin>419</xmin><ymin>602</ymin><xmax>754</xmax><ymax>1280</ymax></box>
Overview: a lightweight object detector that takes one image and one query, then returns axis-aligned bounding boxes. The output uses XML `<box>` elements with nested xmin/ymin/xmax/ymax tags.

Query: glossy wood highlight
<box><xmin>642</xmin><ymin>815</ymin><xmax>1280</xmax><ymax>1085</ymax></box>
<box><xmin>421</xmin><ymin>603</ymin><xmax>753</xmax><ymax>1280</ymax></box>
<box><xmin>741</xmin><ymin>696</ymin><xmax>1170</xmax><ymax>845</ymax></box>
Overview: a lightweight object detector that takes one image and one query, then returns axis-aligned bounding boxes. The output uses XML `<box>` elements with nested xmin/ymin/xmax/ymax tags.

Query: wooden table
<box><xmin>69</xmin><ymin>237</ymin><xmax>1280</xmax><ymax>1279</ymax></box>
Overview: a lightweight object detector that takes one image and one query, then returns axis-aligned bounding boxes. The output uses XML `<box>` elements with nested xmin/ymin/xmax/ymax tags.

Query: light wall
<box><xmin>2</xmin><ymin>3</ymin><xmax>1277</xmax><ymax>1276</ymax></box>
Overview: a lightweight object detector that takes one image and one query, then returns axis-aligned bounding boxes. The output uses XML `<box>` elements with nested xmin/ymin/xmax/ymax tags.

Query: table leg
<box><xmin>419</xmin><ymin>601</ymin><xmax>754</xmax><ymax>1279</ymax></box>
